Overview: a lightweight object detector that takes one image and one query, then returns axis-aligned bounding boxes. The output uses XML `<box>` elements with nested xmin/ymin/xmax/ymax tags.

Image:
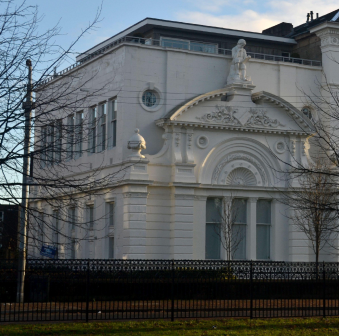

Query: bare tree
<box><xmin>0</xmin><ymin>0</ymin><xmax>130</xmax><ymax>263</ymax></box>
<box><xmin>213</xmin><ymin>196</ymin><xmax>246</xmax><ymax>260</ymax></box>
<box><xmin>281</xmin><ymin>159</ymin><xmax>339</xmax><ymax>265</ymax></box>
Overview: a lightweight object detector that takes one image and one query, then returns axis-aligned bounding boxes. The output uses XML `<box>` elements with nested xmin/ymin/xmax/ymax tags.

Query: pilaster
<box><xmin>271</xmin><ymin>199</ymin><xmax>278</xmax><ymax>261</ymax></box>
<box><xmin>193</xmin><ymin>195</ymin><xmax>207</xmax><ymax>259</ymax></box>
<box><xmin>122</xmin><ymin>186</ymin><xmax>149</xmax><ymax>259</ymax></box>
<box><xmin>310</xmin><ymin>22</ymin><xmax>339</xmax><ymax>86</ymax></box>
<box><xmin>171</xmin><ymin>188</ymin><xmax>195</xmax><ymax>259</ymax></box>
<box><xmin>172</xmin><ymin>126</ymin><xmax>183</xmax><ymax>163</ymax></box>
<box><xmin>288</xmin><ymin>208</ymin><xmax>309</xmax><ymax>261</ymax></box>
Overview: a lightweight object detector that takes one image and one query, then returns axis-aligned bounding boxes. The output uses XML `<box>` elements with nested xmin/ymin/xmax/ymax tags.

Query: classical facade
<box><xmin>28</xmin><ymin>12</ymin><xmax>339</xmax><ymax>261</ymax></box>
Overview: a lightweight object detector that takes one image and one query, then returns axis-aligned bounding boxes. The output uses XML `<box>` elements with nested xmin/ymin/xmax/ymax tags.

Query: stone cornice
<box><xmin>155</xmin><ymin>119</ymin><xmax>309</xmax><ymax>136</ymax></box>
<box><xmin>310</xmin><ymin>22</ymin><xmax>339</xmax><ymax>36</ymax></box>
<box><xmin>123</xmin><ymin>192</ymin><xmax>149</xmax><ymax>198</ymax></box>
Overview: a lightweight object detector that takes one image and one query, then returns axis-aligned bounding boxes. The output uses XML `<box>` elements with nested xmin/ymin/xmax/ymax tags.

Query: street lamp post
<box><xmin>16</xmin><ymin>59</ymin><xmax>34</xmax><ymax>303</ymax></box>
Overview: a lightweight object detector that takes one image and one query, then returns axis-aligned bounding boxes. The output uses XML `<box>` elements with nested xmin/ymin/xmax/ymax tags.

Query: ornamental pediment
<box><xmin>196</xmin><ymin>106</ymin><xmax>285</xmax><ymax>129</ymax></box>
<box><xmin>156</xmin><ymin>87</ymin><xmax>313</xmax><ymax>134</ymax></box>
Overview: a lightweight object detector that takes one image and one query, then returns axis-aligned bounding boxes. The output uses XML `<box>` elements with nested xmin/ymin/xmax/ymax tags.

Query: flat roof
<box><xmin>76</xmin><ymin>18</ymin><xmax>297</xmax><ymax>62</ymax></box>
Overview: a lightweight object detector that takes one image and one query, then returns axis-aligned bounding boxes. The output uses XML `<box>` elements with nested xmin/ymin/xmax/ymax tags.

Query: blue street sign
<box><xmin>40</xmin><ymin>244</ymin><xmax>57</xmax><ymax>259</ymax></box>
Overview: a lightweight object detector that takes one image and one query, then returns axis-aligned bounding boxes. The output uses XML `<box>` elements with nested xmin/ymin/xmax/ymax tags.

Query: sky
<box><xmin>20</xmin><ymin>0</ymin><xmax>339</xmax><ymax>68</ymax></box>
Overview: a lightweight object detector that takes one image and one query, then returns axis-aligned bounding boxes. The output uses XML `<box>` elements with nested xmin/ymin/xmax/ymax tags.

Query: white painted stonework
<box><xmin>28</xmin><ymin>23</ymin><xmax>339</xmax><ymax>262</ymax></box>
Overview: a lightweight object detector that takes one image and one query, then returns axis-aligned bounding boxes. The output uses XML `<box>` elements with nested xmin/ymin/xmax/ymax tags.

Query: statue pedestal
<box><xmin>225</xmin><ymin>82</ymin><xmax>256</xmax><ymax>108</ymax></box>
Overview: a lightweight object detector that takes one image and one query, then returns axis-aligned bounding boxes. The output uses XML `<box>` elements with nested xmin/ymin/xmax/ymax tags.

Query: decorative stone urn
<box><xmin>127</xmin><ymin>128</ymin><xmax>146</xmax><ymax>158</ymax></box>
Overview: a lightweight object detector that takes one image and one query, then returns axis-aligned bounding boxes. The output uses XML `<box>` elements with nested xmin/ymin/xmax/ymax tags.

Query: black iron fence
<box><xmin>1</xmin><ymin>259</ymin><xmax>339</xmax><ymax>322</ymax></box>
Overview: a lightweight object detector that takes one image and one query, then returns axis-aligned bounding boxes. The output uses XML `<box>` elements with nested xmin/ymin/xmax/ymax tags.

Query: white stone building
<box><xmin>29</xmin><ymin>12</ymin><xmax>339</xmax><ymax>261</ymax></box>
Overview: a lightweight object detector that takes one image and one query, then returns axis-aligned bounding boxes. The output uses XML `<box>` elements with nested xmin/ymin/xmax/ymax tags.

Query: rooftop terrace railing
<box><xmin>38</xmin><ymin>36</ymin><xmax>322</xmax><ymax>86</ymax></box>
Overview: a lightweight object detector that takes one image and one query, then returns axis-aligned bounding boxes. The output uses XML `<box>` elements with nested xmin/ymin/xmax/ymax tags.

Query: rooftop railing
<box><xmin>38</xmin><ymin>36</ymin><xmax>322</xmax><ymax>86</ymax></box>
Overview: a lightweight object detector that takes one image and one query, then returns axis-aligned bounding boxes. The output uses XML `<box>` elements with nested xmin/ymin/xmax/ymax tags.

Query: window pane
<box><xmin>109</xmin><ymin>203</ymin><xmax>114</xmax><ymax>227</ymax></box>
<box><xmin>256</xmin><ymin>225</ymin><xmax>270</xmax><ymax>259</ymax></box>
<box><xmin>190</xmin><ymin>42</ymin><xmax>216</xmax><ymax>54</ymax></box>
<box><xmin>233</xmin><ymin>224</ymin><xmax>246</xmax><ymax>259</ymax></box>
<box><xmin>89</xmin><ymin>207</ymin><xmax>94</xmax><ymax>229</ymax></box>
<box><xmin>205</xmin><ymin>223</ymin><xmax>220</xmax><ymax>259</ymax></box>
<box><xmin>111</xmin><ymin>99</ymin><xmax>117</xmax><ymax>148</ymax></box>
<box><xmin>109</xmin><ymin>237</ymin><xmax>114</xmax><ymax>258</ymax></box>
<box><xmin>256</xmin><ymin>200</ymin><xmax>271</xmax><ymax>224</ymax></box>
<box><xmin>71</xmin><ymin>239</ymin><xmax>76</xmax><ymax>259</ymax></box>
<box><xmin>206</xmin><ymin>198</ymin><xmax>221</xmax><ymax>223</ymax></box>
<box><xmin>161</xmin><ymin>38</ymin><xmax>189</xmax><ymax>50</ymax></box>
<box><xmin>233</xmin><ymin>199</ymin><xmax>247</xmax><ymax>224</ymax></box>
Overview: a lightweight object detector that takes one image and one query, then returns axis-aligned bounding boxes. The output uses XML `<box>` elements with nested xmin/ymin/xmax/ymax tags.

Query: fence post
<box><xmin>323</xmin><ymin>261</ymin><xmax>326</xmax><ymax>318</ymax></box>
<box><xmin>250</xmin><ymin>260</ymin><xmax>253</xmax><ymax>319</ymax></box>
<box><xmin>171</xmin><ymin>259</ymin><xmax>174</xmax><ymax>322</ymax></box>
<box><xmin>86</xmin><ymin>260</ymin><xmax>90</xmax><ymax>323</ymax></box>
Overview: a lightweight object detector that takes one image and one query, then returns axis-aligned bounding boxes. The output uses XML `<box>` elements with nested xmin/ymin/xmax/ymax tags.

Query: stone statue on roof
<box><xmin>227</xmin><ymin>39</ymin><xmax>251</xmax><ymax>85</ymax></box>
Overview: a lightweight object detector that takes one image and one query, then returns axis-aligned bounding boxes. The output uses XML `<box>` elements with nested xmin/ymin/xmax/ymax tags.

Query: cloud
<box><xmin>177</xmin><ymin>0</ymin><xmax>339</xmax><ymax>32</ymax></box>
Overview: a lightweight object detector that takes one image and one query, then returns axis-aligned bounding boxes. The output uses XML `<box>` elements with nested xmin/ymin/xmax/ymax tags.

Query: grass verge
<box><xmin>1</xmin><ymin>317</ymin><xmax>339</xmax><ymax>335</ymax></box>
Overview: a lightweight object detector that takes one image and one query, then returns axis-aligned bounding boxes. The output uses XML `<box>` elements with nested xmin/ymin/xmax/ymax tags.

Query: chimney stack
<box><xmin>316</xmin><ymin>13</ymin><xmax>319</xmax><ymax>19</ymax></box>
<box><xmin>307</xmin><ymin>13</ymin><xmax>310</xmax><ymax>22</ymax></box>
<box><xmin>310</xmin><ymin>11</ymin><xmax>314</xmax><ymax>21</ymax></box>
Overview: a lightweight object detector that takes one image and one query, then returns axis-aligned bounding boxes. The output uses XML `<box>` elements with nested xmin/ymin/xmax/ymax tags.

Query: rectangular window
<box><xmin>190</xmin><ymin>41</ymin><xmax>217</xmax><ymax>54</ymax></box>
<box><xmin>68</xmin><ymin>208</ymin><xmax>75</xmax><ymax>232</ymax></box>
<box><xmin>55</xmin><ymin>120</ymin><xmax>62</xmax><ymax>162</ymax></box>
<box><xmin>37</xmin><ymin>212</ymin><xmax>44</xmax><ymax>246</ymax></box>
<box><xmin>67</xmin><ymin>115</ymin><xmax>75</xmax><ymax>159</ymax></box>
<box><xmin>161</xmin><ymin>37</ymin><xmax>217</xmax><ymax>54</ymax></box>
<box><xmin>40</xmin><ymin>126</ymin><xmax>47</xmax><ymax>167</ymax></box>
<box><xmin>110</xmin><ymin>99</ymin><xmax>117</xmax><ymax>148</ymax></box>
<box><xmin>52</xmin><ymin>210</ymin><xmax>59</xmax><ymax>258</ymax></box>
<box><xmin>100</xmin><ymin>104</ymin><xmax>106</xmax><ymax>151</ymax></box>
<box><xmin>232</xmin><ymin>199</ymin><xmax>247</xmax><ymax>260</ymax></box>
<box><xmin>256</xmin><ymin>200</ymin><xmax>271</xmax><ymax>260</ymax></box>
<box><xmin>88</xmin><ymin>107</ymin><xmax>97</xmax><ymax>153</ymax></box>
<box><xmin>75</xmin><ymin>111</ymin><xmax>83</xmax><ymax>158</ymax></box>
<box><xmin>109</xmin><ymin>203</ymin><xmax>114</xmax><ymax>227</ymax></box>
<box><xmin>162</xmin><ymin>38</ymin><xmax>189</xmax><ymax>50</ymax></box>
<box><xmin>109</xmin><ymin>237</ymin><xmax>114</xmax><ymax>259</ymax></box>
<box><xmin>205</xmin><ymin>198</ymin><xmax>221</xmax><ymax>259</ymax></box>
<box><xmin>88</xmin><ymin>206</ymin><xmax>94</xmax><ymax>230</ymax></box>
<box><xmin>46</xmin><ymin>123</ymin><xmax>54</xmax><ymax>165</ymax></box>
<box><xmin>71</xmin><ymin>239</ymin><xmax>76</xmax><ymax>259</ymax></box>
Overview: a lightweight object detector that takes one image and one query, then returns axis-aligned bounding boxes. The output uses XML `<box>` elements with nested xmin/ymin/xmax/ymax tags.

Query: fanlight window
<box><xmin>225</xmin><ymin>168</ymin><xmax>257</xmax><ymax>186</ymax></box>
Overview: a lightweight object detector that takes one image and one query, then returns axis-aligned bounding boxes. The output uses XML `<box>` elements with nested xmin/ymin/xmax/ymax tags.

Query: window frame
<box><xmin>99</xmin><ymin>103</ymin><xmax>106</xmax><ymax>151</ymax></box>
<box><xmin>55</xmin><ymin>119</ymin><xmax>62</xmax><ymax>163</ymax></box>
<box><xmin>68</xmin><ymin>207</ymin><xmax>76</xmax><ymax>232</ymax></box>
<box><xmin>75</xmin><ymin>111</ymin><xmax>83</xmax><ymax>158</ymax></box>
<box><xmin>205</xmin><ymin>198</ymin><xmax>221</xmax><ymax>260</ymax></box>
<box><xmin>40</xmin><ymin>126</ymin><xmax>47</xmax><ymax>167</ymax></box>
<box><xmin>67</xmin><ymin>114</ymin><xmax>75</xmax><ymax>160</ymax></box>
<box><xmin>256</xmin><ymin>199</ymin><xmax>272</xmax><ymax>260</ymax></box>
<box><xmin>232</xmin><ymin>198</ymin><xmax>247</xmax><ymax>260</ymax></box>
<box><xmin>160</xmin><ymin>37</ymin><xmax>218</xmax><ymax>54</ymax></box>
<box><xmin>88</xmin><ymin>206</ymin><xmax>94</xmax><ymax>230</ymax></box>
<box><xmin>109</xmin><ymin>98</ymin><xmax>117</xmax><ymax>148</ymax></box>
<box><xmin>89</xmin><ymin>106</ymin><xmax>97</xmax><ymax>154</ymax></box>
<box><xmin>109</xmin><ymin>236</ymin><xmax>114</xmax><ymax>259</ymax></box>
